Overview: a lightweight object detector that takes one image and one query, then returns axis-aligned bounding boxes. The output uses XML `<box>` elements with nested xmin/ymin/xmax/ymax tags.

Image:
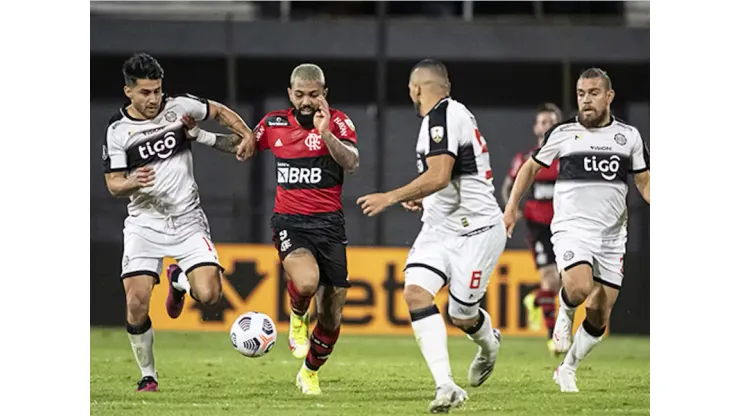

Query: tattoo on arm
<box><xmin>322</xmin><ymin>132</ymin><xmax>359</xmax><ymax>171</ymax></box>
<box><xmin>212</xmin><ymin>133</ymin><xmax>243</xmax><ymax>154</ymax></box>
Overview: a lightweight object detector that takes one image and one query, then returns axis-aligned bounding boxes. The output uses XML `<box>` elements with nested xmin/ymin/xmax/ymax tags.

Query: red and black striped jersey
<box><xmin>508</xmin><ymin>147</ymin><xmax>559</xmax><ymax>225</ymax></box>
<box><xmin>254</xmin><ymin>107</ymin><xmax>358</xmax><ymax>228</ymax></box>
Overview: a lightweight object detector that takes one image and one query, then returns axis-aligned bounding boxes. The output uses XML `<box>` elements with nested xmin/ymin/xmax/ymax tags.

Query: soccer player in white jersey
<box><xmin>358</xmin><ymin>60</ymin><xmax>506</xmax><ymax>413</ymax></box>
<box><xmin>503</xmin><ymin>68</ymin><xmax>650</xmax><ymax>393</ymax></box>
<box><xmin>102</xmin><ymin>53</ymin><xmax>256</xmax><ymax>392</ymax></box>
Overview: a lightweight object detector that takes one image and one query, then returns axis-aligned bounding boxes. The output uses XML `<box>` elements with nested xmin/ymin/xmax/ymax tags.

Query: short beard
<box><xmin>578</xmin><ymin>109</ymin><xmax>609</xmax><ymax>128</ymax></box>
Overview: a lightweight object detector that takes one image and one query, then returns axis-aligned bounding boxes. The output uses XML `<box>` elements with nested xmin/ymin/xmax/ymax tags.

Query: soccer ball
<box><xmin>229</xmin><ymin>312</ymin><xmax>277</xmax><ymax>358</ymax></box>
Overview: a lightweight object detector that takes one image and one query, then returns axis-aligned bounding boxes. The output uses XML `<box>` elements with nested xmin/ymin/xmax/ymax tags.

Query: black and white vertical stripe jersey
<box><xmin>533</xmin><ymin>115</ymin><xmax>649</xmax><ymax>242</ymax></box>
<box><xmin>415</xmin><ymin>97</ymin><xmax>502</xmax><ymax>235</ymax></box>
<box><xmin>102</xmin><ymin>95</ymin><xmax>209</xmax><ymax>219</ymax></box>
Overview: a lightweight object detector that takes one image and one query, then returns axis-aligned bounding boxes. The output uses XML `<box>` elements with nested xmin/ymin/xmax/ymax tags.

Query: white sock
<box><xmin>563</xmin><ymin>323</ymin><xmax>603</xmax><ymax>370</ymax></box>
<box><xmin>410</xmin><ymin>305</ymin><xmax>453</xmax><ymax>388</ymax></box>
<box><xmin>171</xmin><ymin>267</ymin><xmax>191</xmax><ymax>293</ymax></box>
<box><xmin>559</xmin><ymin>288</ymin><xmax>577</xmax><ymax>321</ymax></box>
<box><xmin>127</xmin><ymin>320</ymin><xmax>157</xmax><ymax>380</ymax></box>
<box><xmin>465</xmin><ymin>309</ymin><xmax>500</xmax><ymax>356</ymax></box>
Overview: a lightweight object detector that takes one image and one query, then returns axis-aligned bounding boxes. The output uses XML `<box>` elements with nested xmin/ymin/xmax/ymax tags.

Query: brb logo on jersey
<box><xmin>139</xmin><ymin>131</ymin><xmax>178</xmax><ymax>160</ymax></box>
<box><xmin>584</xmin><ymin>155</ymin><xmax>621</xmax><ymax>180</ymax></box>
<box><xmin>277</xmin><ymin>162</ymin><xmax>322</xmax><ymax>184</ymax></box>
<box><xmin>305</xmin><ymin>133</ymin><xmax>323</xmax><ymax>151</ymax></box>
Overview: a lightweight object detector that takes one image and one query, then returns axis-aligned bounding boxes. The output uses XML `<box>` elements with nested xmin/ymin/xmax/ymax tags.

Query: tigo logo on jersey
<box><xmin>583</xmin><ymin>155</ymin><xmax>621</xmax><ymax>181</ymax></box>
<box><xmin>277</xmin><ymin>165</ymin><xmax>322</xmax><ymax>184</ymax></box>
<box><xmin>139</xmin><ymin>131</ymin><xmax>178</xmax><ymax>160</ymax></box>
<box><xmin>305</xmin><ymin>133</ymin><xmax>323</xmax><ymax>151</ymax></box>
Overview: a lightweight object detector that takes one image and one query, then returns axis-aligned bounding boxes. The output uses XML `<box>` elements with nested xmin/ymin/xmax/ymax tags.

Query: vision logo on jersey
<box><xmin>138</xmin><ymin>131</ymin><xmax>178</xmax><ymax>160</ymax></box>
<box><xmin>584</xmin><ymin>155</ymin><xmax>621</xmax><ymax>181</ymax></box>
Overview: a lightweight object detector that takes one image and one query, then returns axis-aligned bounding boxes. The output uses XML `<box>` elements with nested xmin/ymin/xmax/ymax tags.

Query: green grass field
<box><xmin>90</xmin><ymin>328</ymin><xmax>649</xmax><ymax>415</ymax></box>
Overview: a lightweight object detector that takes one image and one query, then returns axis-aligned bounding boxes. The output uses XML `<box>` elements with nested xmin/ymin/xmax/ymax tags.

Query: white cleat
<box><xmin>428</xmin><ymin>383</ymin><xmax>468</xmax><ymax>414</ymax></box>
<box><xmin>552</xmin><ymin>310</ymin><xmax>573</xmax><ymax>353</ymax></box>
<box><xmin>553</xmin><ymin>364</ymin><xmax>579</xmax><ymax>393</ymax></box>
<box><xmin>468</xmin><ymin>328</ymin><xmax>501</xmax><ymax>387</ymax></box>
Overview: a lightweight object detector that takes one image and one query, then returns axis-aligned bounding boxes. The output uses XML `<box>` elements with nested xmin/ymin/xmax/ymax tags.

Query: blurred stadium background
<box><xmin>90</xmin><ymin>1</ymin><xmax>649</xmax><ymax>337</ymax></box>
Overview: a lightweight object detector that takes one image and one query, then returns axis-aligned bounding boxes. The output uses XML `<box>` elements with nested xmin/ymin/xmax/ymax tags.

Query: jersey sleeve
<box><xmin>425</xmin><ymin>105</ymin><xmax>458</xmax><ymax>158</ymax></box>
<box><xmin>176</xmin><ymin>94</ymin><xmax>210</xmax><ymax>121</ymax></box>
<box><xmin>532</xmin><ymin>127</ymin><xmax>566</xmax><ymax>168</ymax></box>
<box><xmin>330</xmin><ymin>110</ymin><xmax>358</xmax><ymax>145</ymax></box>
<box><xmin>103</xmin><ymin>125</ymin><xmax>127</xmax><ymax>173</ymax></box>
<box><xmin>253</xmin><ymin>116</ymin><xmax>270</xmax><ymax>151</ymax></box>
<box><xmin>629</xmin><ymin>131</ymin><xmax>650</xmax><ymax>173</ymax></box>
<box><xmin>507</xmin><ymin>153</ymin><xmax>524</xmax><ymax>179</ymax></box>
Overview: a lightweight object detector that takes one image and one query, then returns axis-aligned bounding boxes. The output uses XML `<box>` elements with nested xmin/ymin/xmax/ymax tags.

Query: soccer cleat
<box><xmin>289</xmin><ymin>311</ymin><xmax>310</xmax><ymax>359</ymax></box>
<box><xmin>553</xmin><ymin>364</ymin><xmax>579</xmax><ymax>393</ymax></box>
<box><xmin>428</xmin><ymin>383</ymin><xmax>468</xmax><ymax>414</ymax></box>
<box><xmin>523</xmin><ymin>292</ymin><xmax>542</xmax><ymax>331</ymax></box>
<box><xmin>547</xmin><ymin>339</ymin><xmax>563</xmax><ymax>357</ymax></box>
<box><xmin>165</xmin><ymin>264</ymin><xmax>186</xmax><ymax>319</ymax></box>
<box><xmin>468</xmin><ymin>328</ymin><xmax>501</xmax><ymax>387</ymax></box>
<box><xmin>295</xmin><ymin>365</ymin><xmax>321</xmax><ymax>395</ymax></box>
<box><xmin>552</xmin><ymin>309</ymin><xmax>573</xmax><ymax>353</ymax></box>
<box><xmin>136</xmin><ymin>376</ymin><xmax>159</xmax><ymax>392</ymax></box>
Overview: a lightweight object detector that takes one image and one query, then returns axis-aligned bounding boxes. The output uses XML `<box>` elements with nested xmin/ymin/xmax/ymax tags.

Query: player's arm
<box><xmin>316</xmin><ymin>97</ymin><xmax>360</xmax><ymax>173</ymax></box>
<box><xmin>105</xmin><ymin>169</ymin><xmax>154</xmax><ymax>198</ymax></box>
<box><xmin>629</xmin><ymin>131</ymin><xmax>650</xmax><ymax>204</ymax></box>
<box><xmin>503</xmin><ymin>127</ymin><xmax>561</xmax><ymax>236</ymax></box>
<box><xmin>182</xmin><ymin>115</ymin><xmax>243</xmax><ymax>154</ymax></box>
<box><xmin>633</xmin><ymin>170</ymin><xmax>650</xmax><ymax>204</ymax></box>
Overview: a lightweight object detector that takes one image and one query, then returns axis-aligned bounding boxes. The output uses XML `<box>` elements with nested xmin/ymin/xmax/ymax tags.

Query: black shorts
<box><xmin>271</xmin><ymin>217</ymin><xmax>349</xmax><ymax>288</ymax></box>
<box><xmin>525</xmin><ymin>220</ymin><xmax>556</xmax><ymax>269</ymax></box>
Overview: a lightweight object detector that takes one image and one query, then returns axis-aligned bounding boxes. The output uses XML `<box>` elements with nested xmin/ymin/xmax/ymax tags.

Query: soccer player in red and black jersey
<box><xmin>237</xmin><ymin>64</ymin><xmax>360</xmax><ymax>394</ymax></box>
<box><xmin>501</xmin><ymin>103</ymin><xmax>562</xmax><ymax>354</ymax></box>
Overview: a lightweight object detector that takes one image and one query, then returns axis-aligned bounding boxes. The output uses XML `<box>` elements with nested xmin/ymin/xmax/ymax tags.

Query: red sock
<box><xmin>535</xmin><ymin>289</ymin><xmax>556</xmax><ymax>339</ymax></box>
<box><xmin>305</xmin><ymin>325</ymin><xmax>340</xmax><ymax>371</ymax></box>
<box><xmin>286</xmin><ymin>280</ymin><xmax>313</xmax><ymax>316</ymax></box>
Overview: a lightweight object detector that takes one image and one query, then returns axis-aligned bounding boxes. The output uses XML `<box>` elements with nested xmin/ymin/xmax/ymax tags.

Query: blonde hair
<box><xmin>290</xmin><ymin>63</ymin><xmax>325</xmax><ymax>86</ymax></box>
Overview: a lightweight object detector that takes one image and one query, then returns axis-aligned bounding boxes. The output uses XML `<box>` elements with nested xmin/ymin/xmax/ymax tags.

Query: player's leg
<box><xmin>121</xmin><ymin>221</ymin><xmax>164</xmax><ymax>392</ymax></box>
<box><xmin>276</xmin><ymin>228</ymin><xmax>321</xmax><ymax>359</ymax></box>
<box><xmin>295</xmin><ymin>227</ymin><xmax>350</xmax><ymax>394</ymax></box>
<box><xmin>522</xmin><ymin>221</ymin><xmax>544</xmax><ymax>332</ymax></box>
<box><xmin>551</xmin><ymin>234</ymin><xmax>595</xmax><ymax>352</ymax></box>
<box><xmin>555</xmin><ymin>250</ymin><xmax>622</xmax><ymax>392</ymax></box>
<box><xmin>166</xmin><ymin>215</ymin><xmax>224</xmax><ymax>317</ymax></box>
<box><xmin>447</xmin><ymin>223</ymin><xmax>506</xmax><ymax>389</ymax></box>
<box><xmin>534</xmin><ymin>224</ymin><xmax>560</xmax><ymax>352</ymax></box>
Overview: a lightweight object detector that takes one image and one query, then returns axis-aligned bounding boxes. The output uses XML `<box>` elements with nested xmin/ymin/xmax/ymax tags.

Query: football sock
<box><xmin>127</xmin><ymin>316</ymin><xmax>157</xmax><ymax>380</ymax></box>
<box><xmin>559</xmin><ymin>288</ymin><xmax>578</xmax><ymax>321</ymax></box>
<box><xmin>536</xmin><ymin>289</ymin><xmax>557</xmax><ymax>339</ymax></box>
<box><xmin>563</xmin><ymin>318</ymin><xmax>605</xmax><ymax>369</ymax></box>
<box><xmin>171</xmin><ymin>266</ymin><xmax>191</xmax><ymax>294</ymax></box>
<box><xmin>462</xmin><ymin>309</ymin><xmax>499</xmax><ymax>356</ymax></box>
<box><xmin>410</xmin><ymin>305</ymin><xmax>453</xmax><ymax>388</ymax></box>
<box><xmin>305</xmin><ymin>324</ymin><xmax>340</xmax><ymax>371</ymax></box>
<box><xmin>287</xmin><ymin>280</ymin><xmax>313</xmax><ymax>316</ymax></box>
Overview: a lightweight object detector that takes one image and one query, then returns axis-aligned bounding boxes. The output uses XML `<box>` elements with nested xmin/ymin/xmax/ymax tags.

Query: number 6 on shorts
<box><xmin>469</xmin><ymin>270</ymin><xmax>482</xmax><ymax>289</ymax></box>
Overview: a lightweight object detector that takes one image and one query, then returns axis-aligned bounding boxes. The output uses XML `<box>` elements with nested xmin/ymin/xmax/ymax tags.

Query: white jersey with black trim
<box><xmin>533</xmin><ymin>115</ymin><xmax>650</xmax><ymax>242</ymax></box>
<box><xmin>415</xmin><ymin>97</ymin><xmax>502</xmax><ymax>235</ymax></box>
<box><xmin>102</xmin><ymin>94</ymin><xmax>210</xmax><ymax>219</ymax></box>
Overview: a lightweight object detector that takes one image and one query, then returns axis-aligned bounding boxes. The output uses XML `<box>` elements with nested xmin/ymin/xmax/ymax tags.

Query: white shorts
<box><xmin>404</xmin><ymin>221</ymin><xmax>507</xmax><ymax>319</ymax></box>
<box><xmin>121</xmin><ymin>208</ymin><xmax>223</xmax><ymax>283</ymax></box>
<box><xmin>552</xmin><ymin>231</ymin><xmax>626</xmax><ymax>289</ymax></box>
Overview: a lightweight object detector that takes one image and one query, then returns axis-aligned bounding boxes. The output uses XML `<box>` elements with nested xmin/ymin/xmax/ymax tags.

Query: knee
<box><xmin>193</xmin><ymin>279</ymin><xmax>222</xmax><ymax>306</ymax></box>
<box><xmin>404</xmin><ymin>285</ymin><xmax>434</xmax><ymax>310</ymax></box>
<box><xmin>564</xmin><ymin>275</ymin><xmax>593</xmax><ymax>304</ymax></box>
<box><xmin>292</xmin><ymin>278</ymin><xmax>319</xmax><ymax>297</ymax></box>
<box><xmin>126</xmin><ymin>289</ymin><xmax>150</xmax><ymax>324</ymax></box>
<box><xmin>541</xmin><ymin>267</ymin><xmax>560</xmax><ymax>291</ymax></box>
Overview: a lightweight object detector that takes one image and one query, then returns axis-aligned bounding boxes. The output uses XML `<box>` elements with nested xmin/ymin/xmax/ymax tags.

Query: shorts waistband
<box><xmin>460</xmin><ymin>224</ymin><xmax>495</xmax><ymax>237</ymax></box>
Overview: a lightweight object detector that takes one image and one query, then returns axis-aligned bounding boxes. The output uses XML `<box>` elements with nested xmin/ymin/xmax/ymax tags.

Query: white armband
<box><xmin>188</xmin><ymin>125</ymin><xmax>217</xmax><ymax>147</ymax></box>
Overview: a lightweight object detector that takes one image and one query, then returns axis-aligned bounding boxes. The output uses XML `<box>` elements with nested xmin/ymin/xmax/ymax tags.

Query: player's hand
<box><xmin>235</xmin><ymin>130</ymin><xmax>256</xmax><ymax>162</ymax></box>
<box><xmin>357</xmin><ymin>193</ymin><xmax>395</xmax><ymax>217</ymax></box>
<box><xmin>313</xmin><ymin>96</ymin><xmax>331</xmax><ymax>135</ymax></box>
<box><xmin>401</xmin><ymin>199</ymin><xmax>423</xmax><ymax>213</ymax></box>
<box><xmin>182</xmin><ymin>115</ymin><xmax>199</xmax><ymax>139</ymax></box>
<box><xmin>128</xmin><ymin>166</ymin><xmax>155</xmax><ymax>189</ymax></box>
<box><xmin>503</xmin><ymin>207</ymin><xmax>518</xmax><ymax>238</ymax></box>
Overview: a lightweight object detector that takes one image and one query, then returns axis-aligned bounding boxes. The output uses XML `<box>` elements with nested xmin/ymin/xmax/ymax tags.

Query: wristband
<box><xmin>195</xmin><ymin>129</ymin><xmax>217</xmax><ymax>146</ymax></box>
